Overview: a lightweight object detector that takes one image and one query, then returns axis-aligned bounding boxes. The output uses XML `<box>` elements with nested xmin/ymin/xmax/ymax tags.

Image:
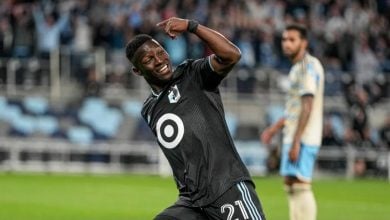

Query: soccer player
<box><xmin>125</xmin><ymin>17</ymin><xmax>266</xmax><ymax>220</ymax></box>
<box><xmin>261</xmin><ymin>24</ymin><xmax>324</xmax><ymax>220</ymax></box>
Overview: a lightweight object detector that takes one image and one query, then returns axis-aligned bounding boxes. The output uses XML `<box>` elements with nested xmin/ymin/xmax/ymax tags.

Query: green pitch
<box><xmin>0</xmin><ymin>173</ymin><xmax>389</xmax><ymax>220</ymax></box>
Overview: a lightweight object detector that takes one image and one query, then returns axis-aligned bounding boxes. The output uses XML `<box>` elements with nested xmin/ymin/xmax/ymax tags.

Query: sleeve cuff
<box><xmin>208</xmin><ymin>55</ymin><xmax>216</xmax><ymax>72</ymax></box>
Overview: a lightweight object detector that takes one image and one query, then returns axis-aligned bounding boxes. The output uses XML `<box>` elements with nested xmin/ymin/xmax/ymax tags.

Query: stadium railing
<box><xmin>0</xmin><ymin>137</ymin><xmax>159</xmax><ymax>174</ymax></box>
<box><xmin>1</xmin><ymin>137</ymin><xmax>389</xmax><ymax>181</ymax></box>
<box><xmin>317</xmin><ymin>145</ymin><xmax>390</xmax><ymax>180</ymax></box>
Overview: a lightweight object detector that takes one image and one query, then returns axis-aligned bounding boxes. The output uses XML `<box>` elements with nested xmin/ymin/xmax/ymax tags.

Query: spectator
<box><xmin>10</xmin><ymin>3</ymin><xmax>35</xmax><ymax>58</ymax></box>
<box><xmin>322</xmin><ymin>117</ymin><xmax>343</xmax><ymax>147</ymax></box>
<box><xmin>353</xmin><ymin>33</ymin><xmax>380</xmax><ymax>87</ymax></box>
<box><xmin>32</xmin><ymin>4</ymin><xmax>70</xmax><ymax>57</ymax></box>
<box><xmin>0</xmin><ymin>16</ymin><xmax>12</xmax><ymax>58</ymax></box>
<box><xmin>258</xmin><ymin>31</ymin><xmax>279</xmax><ymax>68</ymax></box>
<box><xmin>83</xmin><ymin>67</ymin><xmax>102</xmax><ymax>97</ymax></box>
<box><xmin>0</xmin><ymin>0</ymin><xmax>384</xmax><ymax>80</ymax></box>
<box><xmin>374</xmin><ymin>35</ymin><xmax>390</xmax><ymax>73</ymax></box>
<box><xmin>0</xmin><ymin>0</ymin><xmax>387</xmax><ymax>100</ymax></box>
<box><xmin>379</xmin><ymin>114</ymin><xmax>390</xmax><ymax>150</ymax></box>
<box><xmin>236</xmin><ymin>32</ymin><xmax>256</xmax><ymax>68</ymax></box>
<box><xmin>72</xmin><ymin>15</ymin><xmax>92</xmax><ymax>53</ymax></box>
<box><xmin>344</xmin><ymin>1</ymin><xmax>370</xmax><ymax>35</ymax></box>
<box><xmin>350</xmin><ymin>88</ymin><xmax>371</xmax><ymax>145</ymax></box>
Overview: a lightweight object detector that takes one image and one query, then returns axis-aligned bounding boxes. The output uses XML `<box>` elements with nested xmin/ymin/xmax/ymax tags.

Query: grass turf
<box><xmin>0</xmin><ymin>173</ymin><xmax>389</xmax><ymax>220</ymax></box>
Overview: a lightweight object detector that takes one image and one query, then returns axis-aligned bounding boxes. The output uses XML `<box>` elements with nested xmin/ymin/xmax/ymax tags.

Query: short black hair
<box><xmin>125</xmin><ymin>34</ymin><xmax>153</xmax><ymax>62</ymax></box>
<box><xmin>285</xmin><ymin>24</ymin><xmax>307</xmax><ymax>39</ymax></box>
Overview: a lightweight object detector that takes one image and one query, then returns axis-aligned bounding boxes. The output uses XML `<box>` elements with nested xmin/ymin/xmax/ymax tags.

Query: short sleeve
<box><xmin>190</xmin><ymin>56</ymin><xmax>226</xmax><ymax>90</ymax></box>
<box><xmin>299</xmin><ymin>63</ymin><xmax>319</xmax><ymax>96</ymax></box>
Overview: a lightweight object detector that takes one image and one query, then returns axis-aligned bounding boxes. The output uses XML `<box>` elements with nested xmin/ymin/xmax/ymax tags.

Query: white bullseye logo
<box><xmin>156</xmin><ymin>113</ymin><xmax>184</xmax><ymax>149</ymax></box>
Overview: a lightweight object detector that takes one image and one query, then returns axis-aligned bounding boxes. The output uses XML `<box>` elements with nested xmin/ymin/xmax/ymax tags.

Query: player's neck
<box><xmin>151</xmin><ymin>86</ymin><xmax>163</xmax><ymax>97</ymax></box>
<box><xmin>291</xmin><ymin>50</ymin><xmax>307</xmax><ymax>64</ymax></box>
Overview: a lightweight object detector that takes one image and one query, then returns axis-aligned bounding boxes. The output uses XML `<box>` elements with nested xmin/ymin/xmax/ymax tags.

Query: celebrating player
<box><xmin>261</xmin><ymin>24</ymin><xmax>324</xmax><ymax>220</ymax></box>
<box><xmin>125</xmin><ymin>17</ymin><xmax>266</xmax><ymax>220</ymax></box>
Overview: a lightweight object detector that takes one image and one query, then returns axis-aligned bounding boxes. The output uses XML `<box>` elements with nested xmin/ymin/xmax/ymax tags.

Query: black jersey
<box><xmin>141</xmin><ymin>57</ymin><xmax>252</xmax><ymax>206</ymax></box>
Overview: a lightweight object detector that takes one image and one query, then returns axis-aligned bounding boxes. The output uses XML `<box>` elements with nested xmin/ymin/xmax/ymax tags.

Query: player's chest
<box><xmin>288</xmin><ymin>66</ymin><xmax>303</xmax><ymax>87</ymax></box>
<box><xmin>146</xmin><ymin>81</ymin><xmax>208</xmax><ymax>150</ymax></box>
<box><xmin>147</xmin><ymin>81</ymin><xmax>205</xmax><ymax>128</ymax></box>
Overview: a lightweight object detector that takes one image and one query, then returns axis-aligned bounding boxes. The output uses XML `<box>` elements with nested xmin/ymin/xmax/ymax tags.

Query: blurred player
<box><xmin>261</xmin><ymin>24</ymin><xmax>324</xmax><ymax>220</ymax></box>
<box><xmin>125</xmin><ymin>17</ymin><xmax>266</xmax><ymax>220</ymax></box>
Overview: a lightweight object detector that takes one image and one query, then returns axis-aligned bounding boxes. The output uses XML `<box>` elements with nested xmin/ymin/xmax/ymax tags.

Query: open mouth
<box><xmin>157</xmin><ymin>64</ymin><xmax>169</xmax><ymax>74</ymax></box>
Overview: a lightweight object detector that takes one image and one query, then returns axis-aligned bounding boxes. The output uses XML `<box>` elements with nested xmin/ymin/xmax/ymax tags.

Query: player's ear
<box><xmin>132</xmin><ymin>67</ymin><xmax>142</xmax><ymax>76</ymax></box>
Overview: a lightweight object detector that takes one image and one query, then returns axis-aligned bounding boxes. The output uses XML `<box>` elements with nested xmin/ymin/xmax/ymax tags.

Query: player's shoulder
<box><xmin>143</xmin><ymin>95</ymin><xmax>154</xmax><ymax>107</ymax></box>
<box><xmin>170</xmin><ymin>59</ymin><xmax>196</xmax><ymax>78</ymax></box>
<box><xmin>141</xmin><ymin>94</ymin><xmax>155</xmax><ymax>116</ymax></box>
<box><xmin>306</xmin><ymin>54</ymin><xmax>324</xmax><ymax>72</ymax></box>
<box><xmin>306</xmin><ymin>54</ymin><xmax>320</xmax><ymax>64</ymax></box>
<box><xmin>176</xmin><ymin>59</ymin><xmax>195</xmax><ymax>70</ymax></box>
<box><xmin>177</xmin><ymin>58</ymin><xmax>209</xmax><ymax>69</ymax></box>
<box><xmin>173</xmin><ymin>58</ymin><xmax>210</xmax><ymax>80</ymax></box>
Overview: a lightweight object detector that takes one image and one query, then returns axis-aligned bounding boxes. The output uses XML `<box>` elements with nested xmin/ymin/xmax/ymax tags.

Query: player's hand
<box><xmin>156</xmin><ymin>17</ymin><xmax>189</xmax><ymax>39</ymax></box>
<box><xmin>288</xmin><ymin>141</ymin><xmax>300</xmax><ymax>162</ymax></box>
<box><xmin>260</xmin><ymin>127</ymin><xmax>274</xmax><ymax>145</ymax></box>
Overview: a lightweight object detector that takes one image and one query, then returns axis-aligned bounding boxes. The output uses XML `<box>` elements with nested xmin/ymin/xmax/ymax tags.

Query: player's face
<box><xmin>132</xmin><ymin>40</ymin><xmax>173</xmax><ymax>87</ymax></box>
<box><xmin>281</xmin><ymin>30</ymin><xmax>306</xmax><ymax>60</ymax></box>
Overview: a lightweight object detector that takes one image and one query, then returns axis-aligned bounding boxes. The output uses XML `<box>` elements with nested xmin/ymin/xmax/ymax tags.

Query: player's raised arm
<box><xmin>157</xmin><ymin>17</ymin><xmax>241</xmax><ymax>75</ymax></box>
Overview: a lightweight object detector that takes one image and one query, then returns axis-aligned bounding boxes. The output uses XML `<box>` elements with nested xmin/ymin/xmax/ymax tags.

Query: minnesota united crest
<box><xmin>168</xmin><ymin>85</ymin><xmax>181</xmax><ymax>103</ymax></box>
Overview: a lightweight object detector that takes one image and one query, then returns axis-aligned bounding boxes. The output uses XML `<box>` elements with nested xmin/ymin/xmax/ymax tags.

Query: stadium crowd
<box><xmin>0</xmin><ymin>0</ymin><xmax>389</xmax><ymax>77</ymax></box>
<box><xmin>0</xmin><ymin>0</ymin><xmax>389</xmax><ymax>175</ymax></box>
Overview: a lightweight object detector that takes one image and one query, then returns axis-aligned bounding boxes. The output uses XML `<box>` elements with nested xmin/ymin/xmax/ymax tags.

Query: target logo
<box><xmin>156</xmin><ymin>113</ymin><xmax>184</xmax><ymax>149</ymax></box>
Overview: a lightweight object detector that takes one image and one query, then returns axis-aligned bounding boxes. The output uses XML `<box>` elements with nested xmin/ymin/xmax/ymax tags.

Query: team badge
<box><xmin>156</xmin><ymin>113</ymin><xmax>184</xmax><ymax>149</ymax></box>
<box><xmin>168</xmin><ymin>85</ymin><xmax>181</xmax><ymax>103</ymax></box>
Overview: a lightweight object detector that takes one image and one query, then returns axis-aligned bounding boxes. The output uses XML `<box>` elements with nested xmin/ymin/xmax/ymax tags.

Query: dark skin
<box><xmin>131</xmin><ymin>17</ymin><xmax>241</xmax><ymax>93</ymax></box>
<box><xmin>131</xmin><ymin>39</ymin><xmax>173</xmax><ymax>90</ymax></box>
<box><xmin>260</xmin><ymin>29</ymin><xmax>314</xmax><ymax>186</ymax></box>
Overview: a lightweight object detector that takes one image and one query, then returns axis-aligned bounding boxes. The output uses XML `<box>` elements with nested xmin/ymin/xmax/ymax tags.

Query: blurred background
<box><xmin>0</xmin><ymin>0</ymin><xmax>389</xmax><ymax>180</ymax></box>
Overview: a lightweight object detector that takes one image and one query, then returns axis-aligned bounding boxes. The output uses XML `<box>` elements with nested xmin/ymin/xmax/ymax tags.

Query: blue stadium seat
<box><xmin>36</xmin><ymin>116</ymin><xmax>59</xmax><ymax>136</ymax></box>
<box><xmin>0</xmin><ymin>105</ymin><xmax>22</xmax><ymax>123</ymax></box>
<box><xmin>67</xmin><ymin>126</ymin><xmax>93</xmax><ymax>145</ymax></box>
<box><xmin>91</xmin><ymin>108</ymin><xmax>123</xmax><ymax>139</ymax></box>
<box><xmin>23</xmin><ymin>96</ymin><xmax>48</xmax><ymax>115</ymax></box>
<box><xmin>77</xmin><ymin>97</ymin><xmax>124</xmax><ymax>139</ymax></box>
<box><xmin>121</xmin><ymin>99</ymin><xmax>142</xmax><ymax>118</ymax></box>
<box><xmin>10</xmin><ymin>115</ymin><xmax>35</xmax><ymax>136</ymax></box>
<box><xmin>78</xmin><ymin>97</ymin><xmax>107</xmax><ymax>125</ymax></box>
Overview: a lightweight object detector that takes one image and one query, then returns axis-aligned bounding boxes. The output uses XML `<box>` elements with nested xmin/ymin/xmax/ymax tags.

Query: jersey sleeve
<box><xmin>141</xmin><ymin>95</ymin><xmax>154</xmax><ymax>126</ymax></box>
<box><xmin>189</xmin><ymin>56</ymin><xmax>226</xmax><ymax>90</ymax></box>
<box><xmin>299</xmin><ymin>62</ymin><xmax>320</xmax><ymax>97</ymax></box>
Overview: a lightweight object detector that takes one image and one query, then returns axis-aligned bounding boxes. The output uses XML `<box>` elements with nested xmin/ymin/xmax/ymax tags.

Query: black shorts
<box><xmin>154</xmin><ymin>181</ymin><xmax>266</xmax><ymax>220</ymax></box>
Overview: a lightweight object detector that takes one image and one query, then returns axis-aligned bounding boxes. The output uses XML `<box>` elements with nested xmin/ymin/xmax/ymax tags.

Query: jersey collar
<box><xmin>151</xmin><ymin>88</ymin><xmax>162</xmax><ymax>97</ymax></box>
